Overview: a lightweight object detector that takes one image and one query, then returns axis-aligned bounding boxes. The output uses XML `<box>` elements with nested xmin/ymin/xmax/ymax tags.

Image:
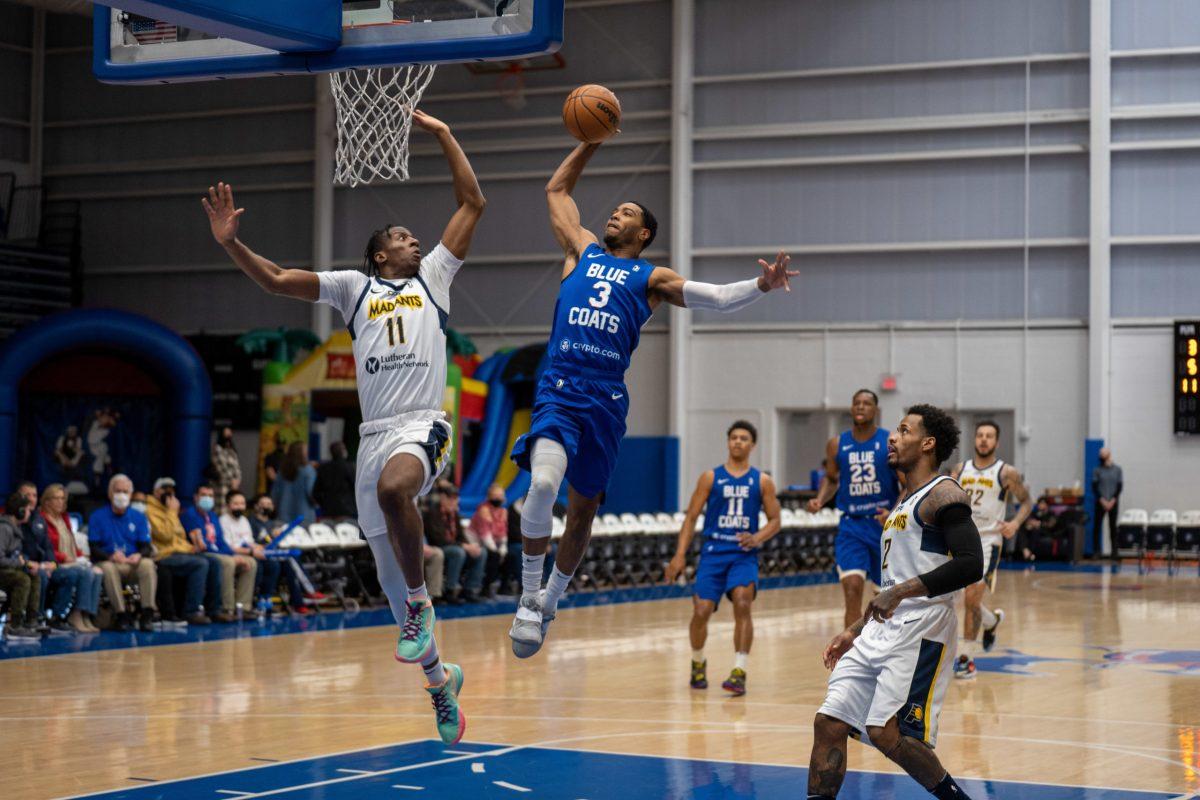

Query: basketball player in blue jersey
<box><xmin>665</xmin><ymin>420</ymin><xmax>781</xmax><ymax>696</ymax></box>
<box><xmin>202</xmin><ymin>110</ymin><xmax>483</xmax><ymax>744</ymax></box>
<box><xmin>808</xmin><ymin>390</ymin><xmax>900</xmax><ymax>629</ymax></box>
<box><xmin>808</xmin><ymin>404</ymin><xmax>982</xmax><ymax>800</ymax></box>
<box><xmin>507</xmin><ymin>141</ymin><xmax>798</xmax><ymax>657</ymax></box>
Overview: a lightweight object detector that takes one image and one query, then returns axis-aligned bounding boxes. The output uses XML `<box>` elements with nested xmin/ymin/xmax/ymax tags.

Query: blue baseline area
<box><xmin>65</xmin><ymin>739</ymin><xmax>1180</xmax><ymax>800</ymax></box>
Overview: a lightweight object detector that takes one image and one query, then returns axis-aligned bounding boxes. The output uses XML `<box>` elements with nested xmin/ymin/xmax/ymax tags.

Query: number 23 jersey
<box><xmin>317</xmin><ymin>243</ymin><xmax>462</xmax><ymax>424</ymax></box>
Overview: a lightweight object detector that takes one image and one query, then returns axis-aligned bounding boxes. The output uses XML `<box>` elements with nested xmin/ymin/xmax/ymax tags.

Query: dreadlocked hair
<box><xmin>363</xmin><ymin>225</ymin><xmax>397</xmax><ymax>275</ymax></box>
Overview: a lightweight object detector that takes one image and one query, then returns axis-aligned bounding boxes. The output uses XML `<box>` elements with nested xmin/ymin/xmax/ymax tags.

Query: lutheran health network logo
<box><xmin>364</xmin><ymin>353</ymin><xmax>426</xmax><ymax>375</ymax></box>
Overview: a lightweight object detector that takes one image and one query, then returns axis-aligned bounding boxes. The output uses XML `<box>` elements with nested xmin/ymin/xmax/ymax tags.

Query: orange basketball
<box><xmin>563</xmin><ymin>84</ymin><xmax>622</xmax><ymax>143</ymax></box>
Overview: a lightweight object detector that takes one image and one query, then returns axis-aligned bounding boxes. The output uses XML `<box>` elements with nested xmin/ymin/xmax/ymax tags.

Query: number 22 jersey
<box><xmin>316</xmin><ymin>243</ymin><xmax>461</xmax><ymax>424</ymax></box>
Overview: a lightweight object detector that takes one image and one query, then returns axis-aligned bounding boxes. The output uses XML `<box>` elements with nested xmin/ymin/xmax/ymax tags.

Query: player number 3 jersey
<box><xmin>317</xmin><ymin>243</ymin><xmax>462</xmax><ymax>424</ymax></box>
<box><xmin>880</xmin><ymin>476</ymin><xmax>959</xmax><ymax>613</ymax></box>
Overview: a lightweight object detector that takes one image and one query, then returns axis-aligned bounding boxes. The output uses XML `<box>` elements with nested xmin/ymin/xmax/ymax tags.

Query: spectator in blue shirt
<box><xmin>88</xmin><ymin>474</ymin><xmax>158</xmax><ymax>632</ymax></box>
<box><xmin>181</xmin><ymin>485</ymin><xmax>257</xmax><ymax>620</ymax></box>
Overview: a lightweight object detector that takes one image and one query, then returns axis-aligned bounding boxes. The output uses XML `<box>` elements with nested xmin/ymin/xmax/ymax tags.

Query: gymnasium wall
<box><xmin>20</xmin><ymin>0</ymin><xmax>1200</xmax><ymax>510</ymax></box>
<box><xmin>0</xmin><ymin>2</ymin><xmax>32</xmax><ymax>175</ymax></box>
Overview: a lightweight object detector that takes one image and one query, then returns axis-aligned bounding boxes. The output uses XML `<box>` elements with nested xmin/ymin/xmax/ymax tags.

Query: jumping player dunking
<box><xmin>508</xmin><ymin>141</ymin><xmax>798</xmax><ymax>657</ymax></box>
<box><xmin>950</xmin><ymin>420</ymin><xmax>1032</xmax><ymax>679</ymax></box>
<box><xmin>808</xmin><ymin>404</ymin><xmax>983</xmax><ymax>800</ymax></box>
<box><xmin>808</xmin><ymin>390</ymin><xmax>900</xmax><ymax>629</ymax></box>
<box><xmin>665</xmin><ymin>420</ymin><xmax>782</xmax><ymax>696</ymax></box>
<box><xmin>202</xmin><ymin>110</ymin><xmax>483</xmax><ymax>745</ymax></box>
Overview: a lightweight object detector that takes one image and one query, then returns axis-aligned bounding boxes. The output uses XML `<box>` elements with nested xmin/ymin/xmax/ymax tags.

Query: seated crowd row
<box><xmin>0</xmin><ymin>475</ymin><xmax>325</xmax><ymax>641</ymax></box>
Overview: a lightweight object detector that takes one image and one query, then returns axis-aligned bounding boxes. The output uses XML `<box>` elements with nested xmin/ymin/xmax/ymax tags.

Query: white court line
<box><xmin>390</xmin><ymin>786</ymin><xmax>424</xmax><ymax>791</ymax></box>
<box><xmin>442</xmin><ymin>750</ymin><xmax>477</xmax><ymax>755</ymax></box>
<box><xmin>215</xmin><ymin>792</ymin><xmax>253</xmax><ymax>797</ymax></box>
<box><xmin>493</xmin><ymin>781</ymin><xmax>531</xmax><ymax>793</ymax></box>
<box><xmin>50</xmin><ymin>739</ymin><xmax>423</xmax><ymax>800</ymax></box>
<box><xmin>335</xmin><ymin>769</ymin><xmax>373</xmax><ymax>775</ymax></box>
<box><xmin>471</xmin><ymin>763</ymin><xmax>485</xmax><ymax>773</ymax></box>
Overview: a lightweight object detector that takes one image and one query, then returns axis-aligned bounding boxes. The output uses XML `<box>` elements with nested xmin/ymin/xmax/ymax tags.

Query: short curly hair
<box><xmin>907</xmin><ymin>404</ymin><xmax>960</xmax><ymax>467</ymax></box>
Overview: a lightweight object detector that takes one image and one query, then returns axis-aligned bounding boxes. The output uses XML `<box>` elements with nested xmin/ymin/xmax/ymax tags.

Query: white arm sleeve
<box><xmin>683</xmin><ymin>278</ymin><xmax>764</xmax><ymax>313</ymax></box>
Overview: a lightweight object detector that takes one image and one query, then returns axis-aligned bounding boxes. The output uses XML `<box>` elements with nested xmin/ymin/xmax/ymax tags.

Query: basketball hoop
<box><xmin>329</xmin><ymin>63</ymin><xmax>437</xmax><ymax>187</ymax></box>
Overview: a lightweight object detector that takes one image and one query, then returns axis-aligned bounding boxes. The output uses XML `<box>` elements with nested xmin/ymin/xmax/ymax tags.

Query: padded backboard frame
<box><xmin>93</xmin><ymin>0</ymin><xmax>564</xmax><ymax>84</ymax></box>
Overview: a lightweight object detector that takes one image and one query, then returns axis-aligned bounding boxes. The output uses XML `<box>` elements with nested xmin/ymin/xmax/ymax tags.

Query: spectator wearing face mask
<box><xmin>210</xmin><ymin>427</ymin><xmax>242</xmax><ymax>515</ymax></box>
<box><xmin>145</xmin><ymin>477</ymin><xmax>215</xmax><ymax>625</ymax></box>
<box><xmin>181</xmin><ymin>485</ymin><xmax>258</xmax><ymax>621</ymax></box>
<box><xmin>471</xmin><ymin>483</ymin><xmax>509</xmax><ymax>599</ymax></box>
<box><xmin>88</xmin><ymin>474</ymin><xmax>158</xmax><ymax>632</ymax></box>
<box><xmin>15</xmin><ymin>482</ymin><xmax>59</xmax><ymax>631</ymax></box>
<box><xmin>248</xmin><ymin>494</ymin><xmax>323</xmax><ymax>614</ymax></box>
<box><xmin>220</xmin><ymin>490</ymin><xmax>279</xmax><ymax>610</ymax></box>
<box><xmin>0</xmin><ymin>493</ymin><xmax>41</xmax><ymax>641</ymax></box>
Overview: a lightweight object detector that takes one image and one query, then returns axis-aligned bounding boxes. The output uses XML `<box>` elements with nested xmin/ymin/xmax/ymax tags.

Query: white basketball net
<box><xmin>329</xmin><ymin>64</ymin><xmax>438</xmax><ymax>187</ymax></box>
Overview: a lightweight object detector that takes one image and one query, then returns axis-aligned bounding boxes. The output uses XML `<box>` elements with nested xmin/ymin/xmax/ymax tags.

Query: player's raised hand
<box><xmin>202</xmin><ymin>181</ymin><xmax>244</xmax><ymax>245</ymax></box>
<box><xmin>412</xmin><ymin>108</ymin><xmax>450</xmax><ymax>136</ymax></box>
<box><xmin>756</xmin><ymin>251</ymin><xmax>798</xmax><ymax>293</ymax></box>
<box><xmin>822</xmin><ymin>628</ymin><xmax>857</xmax><ymax>669</ymax></box>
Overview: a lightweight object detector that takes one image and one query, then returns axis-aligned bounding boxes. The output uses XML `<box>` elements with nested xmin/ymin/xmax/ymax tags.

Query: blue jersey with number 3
<box><xmin>702</xmin><ymin>466</ymin><xmax>762</xmax><ymax>554</ymax></box>
<box><xmin>835</xmin><ymin>428</ymin><xmax>899</xmax><ymax>518</ymax></box>
<box><xmin>546</xmin><ymin>242</ymin><xmax>654</xmax><ymax>377</ymax></box>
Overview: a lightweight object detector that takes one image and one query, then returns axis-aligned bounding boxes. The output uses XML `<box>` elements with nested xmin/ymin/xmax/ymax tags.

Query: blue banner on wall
<box><xmin>17</xmin><ymin>395</ymin><xmax>165</xmax><ymax>500</ymax></box>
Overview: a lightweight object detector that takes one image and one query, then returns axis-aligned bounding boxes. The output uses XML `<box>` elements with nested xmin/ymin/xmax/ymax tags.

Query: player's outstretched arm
<box><xmin>413</xmin><ymin>110</ymin><xmax>486</xmax><ymax>260</ymax></box>
<box><xmin>806</xmin><ymin>436</ymin><xmax>841</xmax><ymax>513</ymax></box>
<box><xmin>665</xmin><ymin>470</ymin><xmax>714</xmax><ymax>582</ymax></box>
<box><xmin>864</xmin><ymin>481</ymin><xmax>984</xmax><ymax>623</ymax></box>
<box><xmin>202</xmin><ymin>182</ymin><xmax>318</xmax><ymax>301</ymax></box>
<box><xmin>740</xmin><ymin>474</ymin><xmax>782</xmax><ymax>550</ymax></box>
<box><xmin>1000</xmin><ymin>465</ymin><xmax>1033</xmax><ymax>538</ymax></box>
<box><xmin>648</xmin><ymin>251</ymin><xmax>797</xmax><ymax>310</ymax></box>
<box><xmin>546</xmin><ymin>143</ymin><xmax>601</xmax><ymax>260</ymax></box>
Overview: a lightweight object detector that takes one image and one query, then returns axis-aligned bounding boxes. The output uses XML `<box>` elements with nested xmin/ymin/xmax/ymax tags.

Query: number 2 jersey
<box><xmin>835</xmin><ymin>428</ymin><xmax>900</xmax><ymax>518</ymax></box>
<box><xmin>701</xmin><ymin>466</ymin><xmax>763</xmax><ymax>555</ymax></box>
<box><xmin>316</xmin><ymin>243</ymin><xmax>462</xmax><ymax>424</ymax></box>
<box><xmin>880</xmin><ymin>475</ymin><xmax>960</xmax><ymax>614</ymax></box>
<box><xmin>545</xmin><ymin>242</ymin><xmax>654</xmax><ymax>378</ymax></box>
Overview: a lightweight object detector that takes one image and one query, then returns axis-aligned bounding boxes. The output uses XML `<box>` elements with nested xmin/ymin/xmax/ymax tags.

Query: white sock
<box><xmin>521</xmin><ymin>552</ymin><xmax>545</xmax><ymax>597</ymax></box>
<box><xmin>407</xmin><ymin>583</ymin><xmax>429</xmax><ymax>603</ymax></box>
<box><xmin>960</xmin><ymin>639</ymin><xmax>981</xmax><ymax>657</ymax></box>
<box><xmin>980</xmin><ymin>606</ymin><xmax>998</xmax><ymax>630</ymax></box>
<box><xmin>692</xmin><ymin>649</ymin><xmax>705</xmax><ymax>663</ymax></box>
<box><xmin>422</xmin><ymin>652</ymin><xmax>446</xmax><ymax>686</ymax></box>
<box><xmin>734</xmin><ymin>652</ymin><xmax>748</xmax><ymax>671</ymax></box>
<box><xmin>543</xmin><ymin>567</ymin><xmax>571</xmax><ymax>614</ymax></box>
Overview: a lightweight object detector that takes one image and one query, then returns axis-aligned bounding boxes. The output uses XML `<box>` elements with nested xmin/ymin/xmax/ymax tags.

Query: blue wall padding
<box><xmin>0</xmin><ymin>309</ymin><xmax>212</xmax><ymax>496</ymax></box>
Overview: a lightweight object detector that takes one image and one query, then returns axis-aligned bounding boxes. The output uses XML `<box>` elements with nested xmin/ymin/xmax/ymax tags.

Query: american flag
<box><xmin>128</xmin><ymin>15</ymin><xmax>177</xmax><ymax>45</ymax></box>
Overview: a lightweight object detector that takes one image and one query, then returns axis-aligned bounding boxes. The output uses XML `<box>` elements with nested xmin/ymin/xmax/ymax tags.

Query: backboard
<box><xmin>93</xmin><ymin>0</ymin><xmax>565</xmax><ymax>84</ymax></box>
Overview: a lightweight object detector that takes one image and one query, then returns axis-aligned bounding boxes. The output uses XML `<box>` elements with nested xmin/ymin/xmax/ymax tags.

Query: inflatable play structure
<box><xmin>0</xmin><ymin>309</ymin><xmax>212</xmax><ymax>497</ymax></box>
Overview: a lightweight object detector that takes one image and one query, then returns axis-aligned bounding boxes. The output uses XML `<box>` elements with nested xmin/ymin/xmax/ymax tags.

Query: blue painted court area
<box><xmin>66</xmin><ymin>739</ymin><xmax>1180</xmax><ymax>800</ymax></box>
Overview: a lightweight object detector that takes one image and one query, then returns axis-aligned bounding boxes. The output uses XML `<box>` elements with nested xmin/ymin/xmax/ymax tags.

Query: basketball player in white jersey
<box><xmin>808</xmin><ymin>404</ymin><xmax>983</xmax><ymax>800</ymax></box>
<box><xmin>201</xmin><ymin>109</ymin><xmax>484</xmax><ymax>745</ymax></box>
<box><xmin>950</xmin><ymin>420</ymin><xmax>1031</xmax><ymax>679</ymax></box>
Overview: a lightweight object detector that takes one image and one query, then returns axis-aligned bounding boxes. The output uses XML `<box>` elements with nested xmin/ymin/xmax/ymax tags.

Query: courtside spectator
<box><xmin>88</xmin><ymin>474</ymin><xmax>158</xmax><ymax>632</ymax></box>
<box><xmin>248</xmin><ymin>494</ymin><xmax>324</xmax><ymax>613</ymax></box>
<box><xmin>210</xmin><ymin>427</ymin><xmax>242</xmax><ymax>514</ymax></box>
<box><xmin>40</xmin><ymin>484</ymin><xmax>101</xmax><ymax>632</ymax></box>
<box><xmin>220</xmin><ymin>490</ymin><xmax>278</xmax><ymax>611</ymax></box>
<box><xmin>20</xmin><ymin>486</ymin><xmax>69</xmax><ymax>633</ymax></box>
<box><xmin>471</xmin><ymin>483</ymin><xmax>509</xmax><ymax>598</ymax></box>
<box><xmin>423</xmin><ymin>483</ymin><xmax>483</xmax><ymax>604</ymax></box>
<box><xmin>1092</xmin><ymin>448</ymin><xmax>1123</xmax><ymax>559</ymax></box>
<box><xmin>0</xmin><ymin>494</ymin><xmax>40</xmax><ymax>641</ymax></box>
<box><xmin>145</xmin><ymin>478</ymin><xmax>214</xmax><ymax>624</ymax></box>
<box><xmin>272</xmin><ymin>441</ymin><xmax>316</xmax><ymax>525</ymax></box>
<box><xmin>182</xmin><ymin>485</ymin><xmax>257</xmax><ymax>620</ymax></box>
<box><xmin>313</xmin><ymin>441</ymin><xmax>357</xmax><ymax>519</ymax></box>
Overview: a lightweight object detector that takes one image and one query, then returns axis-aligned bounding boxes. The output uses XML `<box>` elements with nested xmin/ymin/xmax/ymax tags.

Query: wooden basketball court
<box><xmin>3</xmin><ymin>565</ymin><xmax>1198</xmax><ymax>799</ymax></box>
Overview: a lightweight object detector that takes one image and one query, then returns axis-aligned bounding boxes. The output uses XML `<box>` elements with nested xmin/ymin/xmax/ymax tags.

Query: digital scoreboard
<box><xmin>1176</xmin><ymin>320</ymin><xmax>1200</xmax><ymax>435</ymax></box>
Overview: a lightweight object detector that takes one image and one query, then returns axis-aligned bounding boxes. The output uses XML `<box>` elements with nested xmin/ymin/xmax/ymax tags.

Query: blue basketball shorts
<box><xmin>510</xmin><ymin>368</ymin><xmax>629</xmax><ymax>499</ymax></box>
<box><xmin>693</xmin><ymin>545</ymin><xmax>759</xmax><ymax>609</ymax></box>
<box><xmin>836</xmin><ymin>515</ymin><xmax>883</xmax><ymax>586</ymax></box>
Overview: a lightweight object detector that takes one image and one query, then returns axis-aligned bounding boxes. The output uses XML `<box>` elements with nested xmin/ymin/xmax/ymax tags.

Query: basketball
<box><xmin>563</xmin><ymin>84</ymin><xmax>622</xmax><ymax>143</ymax></box>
